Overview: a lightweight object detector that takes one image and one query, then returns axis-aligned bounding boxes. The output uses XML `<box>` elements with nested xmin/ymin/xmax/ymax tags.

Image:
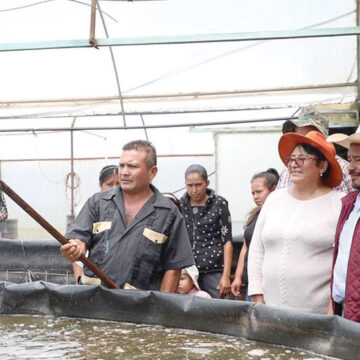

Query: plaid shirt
<box><xmin>276</xmin><ymin>155</ymin><xmax>353</xmax><ymax>194</ymax></box>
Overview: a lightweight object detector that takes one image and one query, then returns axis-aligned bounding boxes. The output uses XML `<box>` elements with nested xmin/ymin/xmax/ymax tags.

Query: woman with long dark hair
<box><xmin>231</xmin><ymin>168</ymin><xmax>279</xmax><ymax>300</ymax></box>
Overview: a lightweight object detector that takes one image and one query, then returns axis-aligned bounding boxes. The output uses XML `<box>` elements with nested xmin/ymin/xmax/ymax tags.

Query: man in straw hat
<box><xmin>327</xmin><ymin>130</ymin><xmax>360</xmax><ymax>322</ymax></box>
<box><xmin>277</xmin><ymin>106</ymin><xmax>353</xmax><ymax>193</ymax></box>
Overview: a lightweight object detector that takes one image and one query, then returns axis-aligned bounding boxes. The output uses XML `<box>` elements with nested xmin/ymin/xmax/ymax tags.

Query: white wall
<box><xmin>215</xmin><ymin>127</ymin><xmax>284</xmax><ymax>236</ymax></box>
<box><xmin>2</xmin><ymin>154</ymin><xmax>214</xmax><ymax>240</ymax></box>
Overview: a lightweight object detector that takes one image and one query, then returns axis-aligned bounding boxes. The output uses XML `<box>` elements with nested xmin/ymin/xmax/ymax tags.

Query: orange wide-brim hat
<box><xmin>278</xmin><ymin>131</ymin><xmax>343</xmax><ymax>188</ymax></box>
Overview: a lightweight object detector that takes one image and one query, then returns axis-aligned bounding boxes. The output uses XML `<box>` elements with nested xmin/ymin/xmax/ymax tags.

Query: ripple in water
<box><xmin>0</xmin><ymin>315</ymin><xmax>336</xmax><ymax>360</ymax></box>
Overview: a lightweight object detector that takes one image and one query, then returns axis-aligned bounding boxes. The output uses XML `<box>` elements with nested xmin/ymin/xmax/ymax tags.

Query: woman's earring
<box><xmin>320</xmin><ymin>173</ymin><xmax>323</xmax><ymax>177</ymax></box>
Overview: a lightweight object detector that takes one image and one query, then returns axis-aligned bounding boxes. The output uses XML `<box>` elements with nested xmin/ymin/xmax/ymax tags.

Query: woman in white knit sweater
<box><xmin>248</xmin><ymin>131</ymin><xmax>345</xmax><ymax>314</ymax></box>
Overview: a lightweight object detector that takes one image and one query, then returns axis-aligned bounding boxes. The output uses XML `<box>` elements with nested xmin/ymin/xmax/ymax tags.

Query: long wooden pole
<box><xmin>0</xmin><ymin>180</ymin><xmax>120</xmax><ymax>289</ymax></box>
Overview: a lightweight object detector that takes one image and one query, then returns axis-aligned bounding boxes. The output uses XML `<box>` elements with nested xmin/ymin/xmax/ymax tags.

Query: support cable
<box><xmin>97</xmin><ymin>1</ymin><xmax>127</xmax><ymax>128</ymax></box>
<box><xmin>140</xmin><ymin>115</ymin><xmax>149</xmax><ymax>141</ymax></box>
<box><xmin>125</xmin><ymin>10</ymin><xmax>356</xmax><ymax>94</ymax></box>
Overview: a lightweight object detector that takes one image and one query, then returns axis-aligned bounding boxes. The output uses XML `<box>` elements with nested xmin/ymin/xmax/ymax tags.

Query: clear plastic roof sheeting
<box><xmin>0</xmin><ymin>0</ymin><xmax>358</xmax><ymax>158</ymax></box>
<box><xmin>0</xmin><ymin>0</ymin><xmax>358</xmax><ymax>237</ymax></box>
<box><xmin>0</xmin><ymin>0</ymin><xmax>357</xmax><ymax>110</ymax></box>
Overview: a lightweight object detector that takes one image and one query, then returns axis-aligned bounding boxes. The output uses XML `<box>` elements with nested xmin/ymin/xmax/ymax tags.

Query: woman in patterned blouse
<box><xmin>180</xmin><ymin>164</ymin><xmax>233</xmax><ymax>299</ymax></box>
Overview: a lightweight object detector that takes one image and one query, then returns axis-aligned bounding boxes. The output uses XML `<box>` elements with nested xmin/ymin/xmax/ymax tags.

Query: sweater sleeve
<box><xmin>247</xmin><ymin>190</ymin><xmax>275</xmax><ymax>296</ymax></box>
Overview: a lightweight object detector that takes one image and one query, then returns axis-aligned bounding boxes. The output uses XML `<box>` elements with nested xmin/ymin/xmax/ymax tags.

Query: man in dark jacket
<box><xmin>61</xmin><ymin>140</ymin><xmax>194</xmax><ymax>292</ymax></box>
<box><xmin>328</xmin><ymin>131</ymin><xmax>360</xmax><ymax>321</ymax></box>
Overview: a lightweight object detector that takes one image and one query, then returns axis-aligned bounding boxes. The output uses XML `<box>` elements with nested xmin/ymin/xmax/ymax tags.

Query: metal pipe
<box><xmin>357</xmin><ymin>0</ymin><xmax>360</xmax><ymax>116</ymax></box>
<box><xmin>0</xmin><ymin>153</ymin><xmax>213</xmax><ymax>163</ymax></box>
<box><xmin>0</xmin><ymin>106</ymin><xmax>358</xmax><ymax>120</ymax></box>
<box><xmin>2</xmin><ymin>26</ymin><xmax>360</xmax><ymax>52</ymax></box>
<box><xmin>89</xmin><ymin>0</ymin><xmax>97</xmax><ymax>47</ymax></box>
<box><xmin>0</xmin><ymin>113</ymin><xmax>356</xmax><ymax>134</ymax></box>
<box><xmin>1</xmin><ymin>82</ymin><xmax>356</xmax><ymax>106</ymax></box>
<box><xmin>70</xmin><ymin>118</ymin><xmax>76</xmax><ymax>222</ymax></box>
<box><xmin>0</xmin><ymin>117</ymin><xmax>298</xmax><ymax>133</ymax></box>
<box><xmin>70</xmin><ymin>130</ymin><xmax>75</xmax><ymax>222</ymax></box>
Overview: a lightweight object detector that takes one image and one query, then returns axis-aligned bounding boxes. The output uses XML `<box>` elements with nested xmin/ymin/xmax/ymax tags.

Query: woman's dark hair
<box><xmin>299</xmin><ymin>143</ymin><xmax>331</xmax><ymax>178</ymax></box>
<box><xmin>99</xmin><ymin>165</ymin><xmax>119</xmax><ymax>185</ymax></box>
<box><xmin>245</xmin><ymin>168</ymin><xmax>279</xmax><ymax>228</ymax></box>
<box><xmin>184</xmin><ymin>164</ymin><xmax>208</xmax><ymax>181</ymax></box>
<box><xmin>251</xmin><ymin>168</ymin><xmax>280</xmax><ymax>190</ymax></box>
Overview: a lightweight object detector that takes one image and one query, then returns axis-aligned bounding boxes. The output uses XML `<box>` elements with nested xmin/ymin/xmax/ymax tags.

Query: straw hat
<box><xmin>327</xmin><ymin>128</ymin><xmax>360</xmax><ymax>149</ymax></box>
<box><xmin>182</xmin><ymin>265</ymin><xmax>200</xmax><ymax>290</ymax></box>
<box><xmin>278</xmin><ymin>131</ymin><xmax>343</xmax><ymax>188</ymax></box>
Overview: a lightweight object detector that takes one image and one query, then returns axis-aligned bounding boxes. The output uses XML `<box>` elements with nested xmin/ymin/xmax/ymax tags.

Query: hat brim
<box><xmin>327</xmin><ymin>133</ymin><xmax>360</xmax><ymax>150</ymax></box>
<box><xmin>278</xmin><ymin>133</ymin><xmax>343</xmax><ymax>188</ymax></box>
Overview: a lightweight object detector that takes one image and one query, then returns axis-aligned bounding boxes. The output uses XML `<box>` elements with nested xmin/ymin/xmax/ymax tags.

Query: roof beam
<box><xmin>1</xmin><ymin>26</ymin><xmax>360</xmax><ymax>52</ymax></box>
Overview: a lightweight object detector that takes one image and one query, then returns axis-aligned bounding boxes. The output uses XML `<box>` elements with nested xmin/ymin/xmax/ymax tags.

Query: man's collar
<box><xmin>101</xmin><ymin>184</ymin><xmax>171</xmax><ymax>209</ymax></box>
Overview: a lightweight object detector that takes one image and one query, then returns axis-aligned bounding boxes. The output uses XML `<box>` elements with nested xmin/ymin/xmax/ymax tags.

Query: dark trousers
<box><xmin>198</xmin><ymin>272</ymin><xmax>222</xmax><ymax>299</ymax></box>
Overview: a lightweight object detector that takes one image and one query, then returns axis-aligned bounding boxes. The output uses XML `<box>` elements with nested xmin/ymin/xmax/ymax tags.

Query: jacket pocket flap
<box><xmin>143</xmin><ymin>228</ymin><xmax>168</xmax><ymax>244</ymax></box>
<box><xmin>92</xmin><ymin>221</ymin><xmax>111</xmax><ymax>234</ymax></box>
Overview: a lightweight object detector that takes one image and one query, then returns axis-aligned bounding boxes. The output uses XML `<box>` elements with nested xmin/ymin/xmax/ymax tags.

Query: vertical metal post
<box><xmin>70</xmin><ymin>128</ymin><xmax>75</xmax><ymax>222</ymax></box>
<box><xmin>357</xmin><ymin>0</ymin><xmax>360</xmax><ymax>119</ymax></box>
<box><xmin>90</xmin><ymin>0</ymin><xmax>97</xmax><ymax>46</ymax></box>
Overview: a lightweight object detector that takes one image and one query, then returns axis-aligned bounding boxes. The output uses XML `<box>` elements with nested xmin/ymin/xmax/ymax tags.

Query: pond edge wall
<box><xmin>0</xmin><ymin>281</ymin><xmax>359</xmax><ymax>360</ymax></box>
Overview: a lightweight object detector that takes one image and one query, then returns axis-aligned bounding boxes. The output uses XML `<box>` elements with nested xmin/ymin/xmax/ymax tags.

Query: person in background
<box><xmin>62</xmin><ymin>140</ymin><xmax>194</xmax><ymax>291</ymax></box>
<box><xmin>177</xmin><ymin>265</ymin><xmax>211</xmax><ymax>299</ymax></box>
<box><xmin>277</xmin><ymin>106</ymin><xmax>353</xmax><ymax>194</ymax></box>
<box><xmin>231</xmin><ymin>168</ymin><xmax>279</xmax><ymax>300</ymax></box>
<box><xmin>0</xmin><ymin>193</ymin><xmax>7</xmax><ymax>222</ymax></box>
<box><xmin>72</xmin><ymin>165</ymin><xmax>119</xmax><ymax>284</ymax></box>
<box><xmin>163</xmin><ymin>192</ymin><xmax>181</xmax><ymax>212</ymax></box>
<box><xmin>180</xmin><ymin>164</ymin><xmax>233</xmax><ymax>299</ymax></box>
<box><xmin>327</xmin><ymin>130</ymin><xmax>360</xmax><ymax>322</ymax></box>
<box><xmin>248</xmin><ymin>131</ymin><xmax>344</xmax><ymax>314</ymax></box>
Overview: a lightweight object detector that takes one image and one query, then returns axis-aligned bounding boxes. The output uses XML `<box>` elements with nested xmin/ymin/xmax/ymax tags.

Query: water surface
<box><xmin>0</xmin><ymin>315</ymin><xmax>335</xmax><ymax>360</ymax></box>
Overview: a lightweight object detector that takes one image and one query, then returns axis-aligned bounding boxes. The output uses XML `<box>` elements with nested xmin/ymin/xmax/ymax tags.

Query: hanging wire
<box><xmin>31</xmin><ymin>131</ymin><xmax>65</xmax><ymax>183</ymax></box>
<box><xmin>140</xmin><ymin>114</ymin><xmax>149</xmax><ymax>141</ymax></box>
<box><xmin>124</xmin><ymin>10</ymin><xmax>356</xmax><ymax>93</ymax></box>
<box><xmin>0</xmin><ymin>0</ymin><xmax>53</xmax><ymax>12</ymax></box>
<box><xmin>97</xmin><ymin>1</ymin><xmax>127</xmax><ymax>128</ymax></box>
<box><xmin>0</xmin><ymin>0</ymin><xmax>117</xmax><ymax>22</ymax></box>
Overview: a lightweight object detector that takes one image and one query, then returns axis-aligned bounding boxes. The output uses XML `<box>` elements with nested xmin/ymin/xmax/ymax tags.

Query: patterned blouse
<box><xmin>180</xmin><ymin>189</ymin><xmax>232</xmax><ymax>273</ymax></box>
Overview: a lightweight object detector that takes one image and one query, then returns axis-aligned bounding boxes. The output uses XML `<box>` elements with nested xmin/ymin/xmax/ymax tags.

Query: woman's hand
<box><xmin>231</xmin><ymin>277</ymin><xmax>242</xmax><ymax>297</ymax></box>
<box><xmin>219</xmin><ymin>275</ymin><xmax>231</xmax><ymax>298</ymax></box>
<box><xmin>60</xmin><ymin>239</ymin><xmax>86</xmax><ymax>262</ymax></box>
<box><xmin>327</xmin><ymin>300</ymin><xmax>334</xmax><ymax>315</ymax></box>
<box><xmin>0</xmin><ymin>213</ymin><xmax>8</xmax><ymax>222</ymax></box>
<box><xmin>251</xmin><ymin>294</ymin><xmax>265</xmax><ymax>304</ymax></box>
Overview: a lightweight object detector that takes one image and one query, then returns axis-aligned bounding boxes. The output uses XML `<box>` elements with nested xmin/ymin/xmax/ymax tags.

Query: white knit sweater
<box><xmin>248</xmin><ymin>189</ymin><xmax>344</xmax><ymax>314</ymax></box>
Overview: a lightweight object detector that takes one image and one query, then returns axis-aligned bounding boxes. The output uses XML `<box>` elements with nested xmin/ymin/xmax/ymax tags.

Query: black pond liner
<box><xmin>0</xmin><ymin>238</ymin><xmax>359</xmax><ymax>359</ymax></box>
<box><xmin>0</xmin><ymin>238</ymin><xmax>72</xmax><ymax>284</ymax></box>
<box><xmin>0</xmin><ymin>281</ymin><xmax>359</xmax><ymax>360</ymax></box>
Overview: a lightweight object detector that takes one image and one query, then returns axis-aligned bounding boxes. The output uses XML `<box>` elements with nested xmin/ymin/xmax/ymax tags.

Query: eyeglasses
<box><xmin>284</xmin><ymin>156</ymin><xmax>317</xmax><ymax>167</ymax></box>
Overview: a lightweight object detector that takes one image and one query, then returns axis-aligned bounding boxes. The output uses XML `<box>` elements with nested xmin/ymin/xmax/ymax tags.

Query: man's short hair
<box><xmin>122</xmin><ymin>140</ymin><xmax>157</xmax><ymax>168</ymax></box>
